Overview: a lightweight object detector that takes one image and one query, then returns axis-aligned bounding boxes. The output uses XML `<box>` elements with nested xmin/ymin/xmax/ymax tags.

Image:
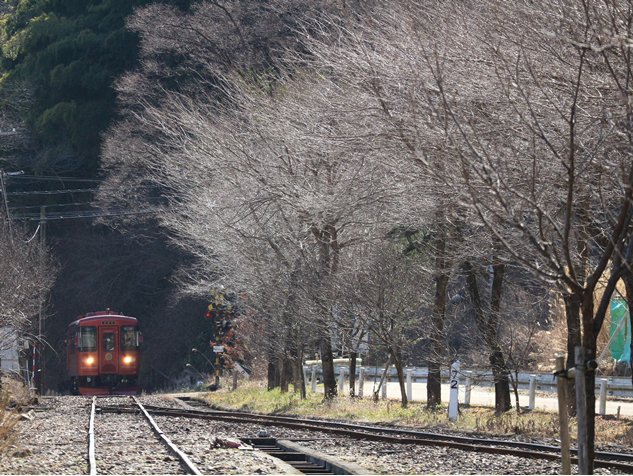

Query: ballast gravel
<box><xmin>0</xmin><ymin>394</ymin><xmax>629</xmax><ymax>475</ymax></box>
<box><xmin>0</xmin><ymin>396</ymin><xmax>287</xmax><ymax>475</ymax></box>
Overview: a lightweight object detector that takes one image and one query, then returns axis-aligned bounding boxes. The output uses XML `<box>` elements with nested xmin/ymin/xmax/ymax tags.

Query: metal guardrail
<box><xmin>303</xmin><ymin>365</ymin><xmax>633</xmax><ymax>397</ymax></box>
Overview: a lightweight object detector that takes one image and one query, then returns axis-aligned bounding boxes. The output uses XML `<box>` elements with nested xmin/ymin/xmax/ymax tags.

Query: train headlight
<box><xmin>123</xmin><ymin>356</ymin><xmax>133</xmax><ymax>364</ymax></box>
<box><xmin>86</xmin><ymin>357</ymin><xmax>94</xmax><ymax>365</ymax></box>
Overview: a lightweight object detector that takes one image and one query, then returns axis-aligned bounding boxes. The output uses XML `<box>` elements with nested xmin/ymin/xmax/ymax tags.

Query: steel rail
<box><xmin>124</xmin><ymin>402</ymin><xmax>633</xmax><ymax>472</ymax></box>
<box><xmin>131</xmin><ymin>397</ymin><xmax>202</xmax><ymax>475</ymax></box>
<box><xmin>144</xmin><ymin>403</ymin><xmax>632</xmax><ymax>459</ymax></box>
<box><xmin>88</xmin><ymin>396</ymin><xmax>97</xmax><ymax>476</ymax></box>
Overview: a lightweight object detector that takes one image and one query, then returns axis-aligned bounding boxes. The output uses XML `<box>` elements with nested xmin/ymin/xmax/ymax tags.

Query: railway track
<box><xmin>96</xmin><ymin>396</ymin><xmax>633</xmax><ymax>473</ymax></box>
<box><xmin>90</xmin><ymin>396</ymin><xmax>329</xmax><ymax>474</ymax></box>
<box><xmin>5</xmin><ymin>395</ymin><xmax>629</xmax><ymax>474</ymax></box>
<box><xmin>93</xmin><ymin>396</ymin><xmax>350</xmax><ymax>475</ymax></box>
<box><xmin>89</xmin><ymin>396</ymin><xmax>201</xmax><ymax>475</ymax></box>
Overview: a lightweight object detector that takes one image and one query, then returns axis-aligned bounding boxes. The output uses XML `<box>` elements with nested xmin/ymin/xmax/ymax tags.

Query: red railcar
<box><xmin>66</xmin><ymin>310</ymin><xmax>142</xmax><ymax>396</ymax></box>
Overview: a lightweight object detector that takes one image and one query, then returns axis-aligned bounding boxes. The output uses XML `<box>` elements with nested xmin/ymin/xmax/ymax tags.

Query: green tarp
<box><xmin>610</xmin><ymin>298</ymin><xmax>631</xmax><ymax>363</ymax></box>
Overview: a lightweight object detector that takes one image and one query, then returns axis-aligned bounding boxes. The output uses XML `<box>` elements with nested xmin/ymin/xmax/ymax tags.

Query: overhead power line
<box><xmin>9</xmin><ymin>196</ymin><xmax>166</xmax><ymax>211</ymax></box>
<box><xmin>8</xmin><ymin>175</ymin><xmax>104</xmax><ymax>182</ymax></box>
<box><xmin>10</xmin><ymin>201</ymin><xmax>109</xmax><ymax>210</ymax></box>
<box><xmin>7</xmin><ymin>185</ymin><xmax>159</xmax><ymax>196</ymax></box>
<box><xmin>12</xmin><ymin>207</ymin><xmax>179</xmax><ymax>221</ymax></box>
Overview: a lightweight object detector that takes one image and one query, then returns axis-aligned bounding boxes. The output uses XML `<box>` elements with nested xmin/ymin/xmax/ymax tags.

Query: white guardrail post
<box><xmin>464</xmin><ymin>371</ymin><xmax>472</xmax><ymax>405</ymax></box>
<box><xmin>599</xmin><ymin>379</ymin><xmax>607</xmax><ymax>415</ymax></box>
<box><xmin>406</xmin><ymin>368</ymin><xmax>412</xmax><ymax>402</ymax></box>
<box><xmin>311</xmin><ymin>365</ymin><xmax>317</xmax><ymax>393</ymax></box>
<box><xmin>338</xmin><ymin>367</ymin><xmax>345</xmax><ymax>394</ymax></box>
<box><xmin>382</xmin><ymin>376</ymin><xmax>387</xmax><ymax>399</ymax></box>
<box><xmin>528</xmin><ymin>375</ymin><xmax>536</xmax><ymax>410</ymax></box>
<box><xmin>301</xmin><ymin>365</ymin><xmax>633</xmax><ymax>401</ymax></box>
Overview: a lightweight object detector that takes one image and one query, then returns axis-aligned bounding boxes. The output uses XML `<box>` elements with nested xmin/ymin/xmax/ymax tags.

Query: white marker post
<box><xmin>599</xmin><ymin>379</ymin><xmax>608</xmax><ymax>416</ymax></box>
<box><xmin>528</xmin><ymin>375</ymin><xmax>536</xmax><ymax>410</ymax></box>
<box><xmin>464</xmin><ymin>371</ymin><xmax>472</xmax><ymax>405</ymax></box>
<box><xmin>311</xmin><ymin>365</ymin><xmax>317</xmax><ymax>393</ymax></box>
<box><xmin>448</xmin><ymin>361</ymin><xmax>460</xmax><ymax>421</ymax></box>
<box><xmin>338</xmin><ymin>367</ymin><xmax>346</xmax><ymax>394</ymax></box>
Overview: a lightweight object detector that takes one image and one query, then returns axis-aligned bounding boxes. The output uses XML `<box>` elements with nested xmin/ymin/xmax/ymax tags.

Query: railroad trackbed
<box><xmin>93</xmin><ymin>396</ymin><xmax>367</xmax><ymax>475</ymax></box>
<box><xmin>89</xmin><ymin>396</ymin><xmax>198</xmax><ymax>475</ymax></box>
<box><xmin>95</xmin><ymin>395</ymin><xmax>633</xmax><ymax>474</ymax></box>
<box><xmin>3</xmin><ymin>395</ymin><xmax>632</xmax><ymax>475</ymax></box>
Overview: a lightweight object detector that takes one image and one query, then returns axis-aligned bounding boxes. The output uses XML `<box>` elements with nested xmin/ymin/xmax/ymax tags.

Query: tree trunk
<box><xmin>311</xmin><ymin>224</ymin><xmax>339</xmax><ymax>400</ymax></box>
<box><xmin>581</xmin><ymin>291</ymin><xmax>597</xmax><ymax>473</ymax></box>
<box><xmin>274</xmin><ymin>363</ymin><xmax>281</xmax><ymax>389</ymax></box>
<box><xmin>267</xmin><ymin>361</ymin><xmax>276</xmax><ymax>391</ymax></box>
<box><xmin>320</xmin><ymin>336</ymin><xmax>337</xmax><ymax>399</ymax></box>
<box><xmin>490</xmin><ymin>257</ymin><xmax>511</xmax><ymax>415</ymax></box>
<box><xmin>281</xmin><ymin>259</ymin><xmax>303</xmax><ymax>395</ymax></box>
<box><xmin>293</xmin><ymin>348</ymin><xmax>306</xmax><ymax>399</ymax></box>
<box><xmin>464</xmin><ymin>260</ymin><xmax>511</xmax><ymax>414</ymax></box>
<box><xmin>373</xmin><ymin>355</ymin><xmax>393</xmax><ymax>403</ymax></box>
<box><xmin>280</xmin><ymin>355</ymin><xmax>292</xmax><ymax>393</ymax></box>
<box><xmin>563</xmin><ymin>292</ymin><xmax>581</xmax><ymax>416</ymax></box>
<box><xmin>393</xmin><ymin>349</ymin><xmax>408</xmax><ymax>407</ymax></box>
<box><xmin>490</xmin><ymin>350</ymin><xmax>511</xmax><ymax>414</ymax></box>
<box><xmin>349</xmin><ymin>351</ymin><xmax>358</xmax><ymax>397</ymax></box>
<box><xmin>510</xmin><ymin>369</ymin><xmax>521</xmax><ymax>413</ymax></box>
<box><xmin>428</xmin><ymin>233</ymin><xmax>449</xmax><ymax>408</ymax></box>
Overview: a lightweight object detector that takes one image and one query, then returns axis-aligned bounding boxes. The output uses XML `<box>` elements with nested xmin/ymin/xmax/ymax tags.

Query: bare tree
<box><xmin>297</xmin><ymin>4</ymin><xmax>521</xmax><ymax>410</ymax></box>
<box><xmin>102</xmin><ymin>37</ymin><xmax>404</xmax><ymax>399</ymax></box>
<box><xmin>335</xmin><ymin>238</ymin><xmax>432</xmax><ymax>407</ymax></box>
<box><xmin>297</xmin><ymin>2</ymin><xmax>633</xmax><ymax>467</ymax></box>
<box><xmin>391</xmin><ymin>1</ymin><xmax>633</xmax><ymax>469</ymax></box>
<box><xmin>0</xmin><ymin>221</ymin><xmax>55</xmax><ymax>341</ymax></box>
<box><xmin>462</xmin><ymin>236</ymin><xmax>512</xmax><ymax>414</ymax></box>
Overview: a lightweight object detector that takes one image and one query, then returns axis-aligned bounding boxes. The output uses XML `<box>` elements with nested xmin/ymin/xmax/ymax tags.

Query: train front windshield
<box><xmin>78</xmin><ymin>327</ymin><xmax>97</xmax><ymax>352</ymax></box>
<box><xmin>120</xmin><ymin>326</ymin><xmax>140</xmax><ymax>351</ymax></box>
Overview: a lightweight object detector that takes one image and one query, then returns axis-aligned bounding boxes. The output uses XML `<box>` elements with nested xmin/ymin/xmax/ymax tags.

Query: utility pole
<box><xmin>40</xmin><ymin>206</ymin><xmax>46</xmax><ymax>383</ymax></box>
<box><xmin>37</xmin><ymin>206</ymin><xmax>46</xmax><ymax>395</ymax></box>
<box><xmin>0</xmin><ymin>171</ymin><xmax>10</xmax><ymax>235</ymax></box>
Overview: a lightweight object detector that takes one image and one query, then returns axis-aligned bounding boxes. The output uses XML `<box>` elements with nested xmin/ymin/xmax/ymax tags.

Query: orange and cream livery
<box><xmin>66</xmin><ymin>310</ymin><xmax>142</xmax><ymax>396</ymax></box>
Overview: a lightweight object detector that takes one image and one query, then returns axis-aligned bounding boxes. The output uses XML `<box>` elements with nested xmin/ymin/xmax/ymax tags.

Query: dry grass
<box><xmin>0</xmin><ymin>376</ymin><xmax>35</xmax><ymax>461</ymax></box>
<box><xmin>197</xmin><ymin>380</ymin><xmax>633</xmax><ymax>445</ymax></box>
<box><xmin>592</xmin><ymin>415</ymin><xmax>633</xmax><ymax>447</ymax></box>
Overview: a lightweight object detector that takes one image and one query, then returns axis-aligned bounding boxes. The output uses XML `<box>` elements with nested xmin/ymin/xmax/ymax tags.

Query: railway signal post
<box><xmin>213</xmin><ymin>345</ymin><xmax>224</xmax><ymax>387</ymax></box>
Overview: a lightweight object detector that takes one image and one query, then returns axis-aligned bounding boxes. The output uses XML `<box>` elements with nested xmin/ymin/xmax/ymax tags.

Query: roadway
<box><xmin>353</xmin><ymin>381</ymin><xmax>633</xmax><ymax>416</ymax></box>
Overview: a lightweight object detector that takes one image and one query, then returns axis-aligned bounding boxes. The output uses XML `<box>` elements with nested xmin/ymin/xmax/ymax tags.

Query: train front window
<box><xmin>77</xmin><ymin>327</ymin><xmax>96</xmax><ymax>352</ymax></box>
<box><xmin>103</xmin><ymin>332</ymin><xmax>115</xmax><ymax>351</ymax></box>
<box><xmin>120</xmin><ymin>326</ymin><xmax>139</xmax><ymax>351</ymax></box>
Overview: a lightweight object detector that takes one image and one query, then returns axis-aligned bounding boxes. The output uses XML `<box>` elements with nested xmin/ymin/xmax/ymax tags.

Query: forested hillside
<box><xmin>1</xmin><ymin>0</ymin><xmax>158</xmax><ymax>174</ymax></box>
